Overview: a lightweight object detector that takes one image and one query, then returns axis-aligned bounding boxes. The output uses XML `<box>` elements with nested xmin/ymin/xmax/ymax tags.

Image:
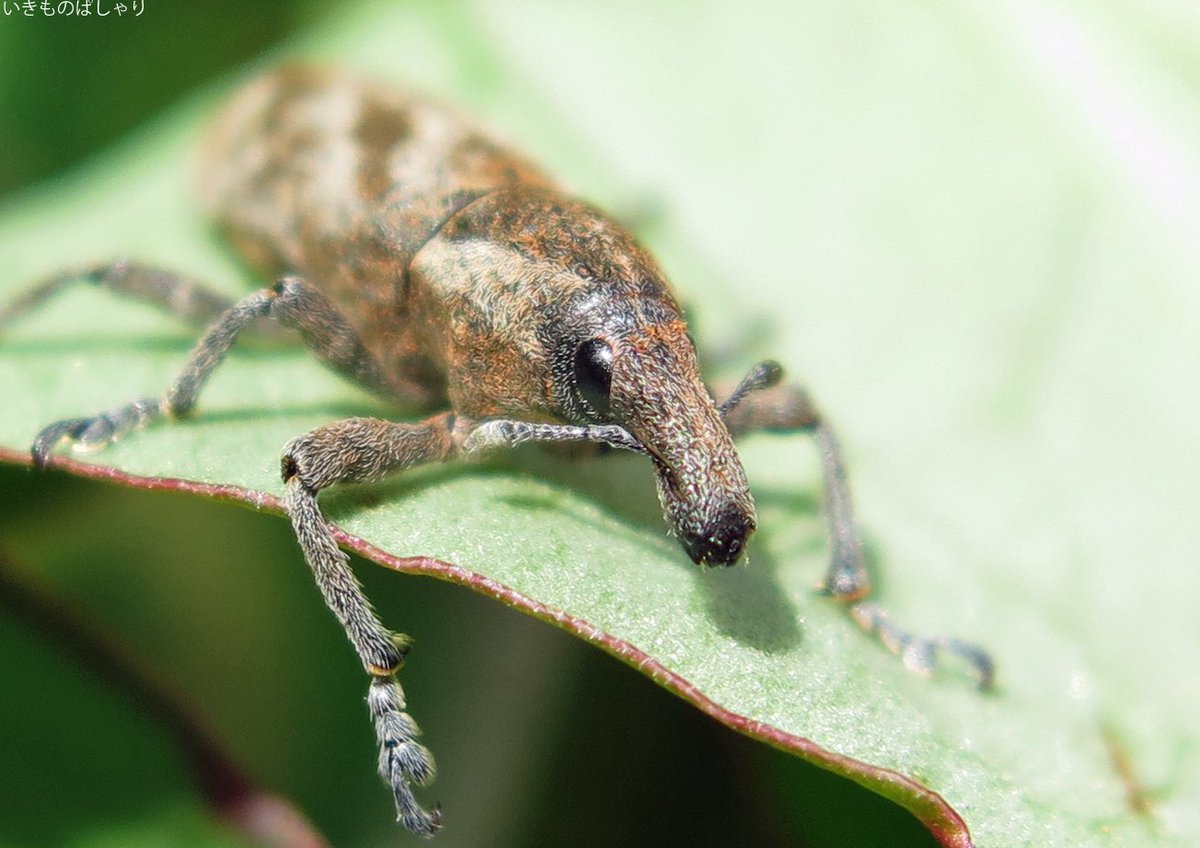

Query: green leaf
<box><xmin>2</xmin><ymin>2</ymin><xmax>1198</xmax><ymax>846</ymax></box>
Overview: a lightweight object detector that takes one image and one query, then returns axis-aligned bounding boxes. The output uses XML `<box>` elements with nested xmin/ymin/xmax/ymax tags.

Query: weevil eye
<box><xmin>573</xmin><ymin>338</ymin><xmax>613</xmax><ymax>417</ymax></box>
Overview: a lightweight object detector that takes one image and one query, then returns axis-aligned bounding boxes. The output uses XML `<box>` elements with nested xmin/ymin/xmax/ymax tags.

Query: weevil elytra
<box><xmin>0</xmin><ymin>66</ymin><xmax>994</xmax><ymax>836</ymax></box>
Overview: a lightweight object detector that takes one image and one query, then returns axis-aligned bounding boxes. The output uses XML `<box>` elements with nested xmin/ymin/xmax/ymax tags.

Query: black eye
<box><xmin>573</xmin><ymin>338</ymin><xmax>613</xmax><ymax>417</ymax></box>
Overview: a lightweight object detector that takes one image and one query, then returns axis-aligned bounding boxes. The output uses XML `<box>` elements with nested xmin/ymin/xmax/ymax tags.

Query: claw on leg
<box><xmin>849</xmin><ymin>601</ymin><xmax>996</xmax><ymax>690</ymax></box>
<box><xmin>367</xmin><ymin>676</ymin><xmax>442</xmax><ymax>836</ymax></box>
<box><xmin>31</xmin><ymin>397</ymin><xmax>162</xmax><ymax>467</ymax></box>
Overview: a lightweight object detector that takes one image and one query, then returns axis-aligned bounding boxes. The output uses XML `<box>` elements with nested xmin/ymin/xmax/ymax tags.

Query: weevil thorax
<box><xmin>411</xmin><ymin>188</ymin><xmax>757</xmax><ymax>566</ymax></box>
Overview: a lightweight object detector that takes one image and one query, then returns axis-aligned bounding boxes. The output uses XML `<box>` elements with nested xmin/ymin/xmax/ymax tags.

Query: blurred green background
<box><xmin>0</xmin><ymin>3</ymin><xmax>940</xmax><ymax>846</ymax></box>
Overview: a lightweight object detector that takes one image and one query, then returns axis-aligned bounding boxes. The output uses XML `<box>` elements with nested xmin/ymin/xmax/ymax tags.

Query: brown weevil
<box><xmin>0</xmin><ymin>66</ymin><xmax>994</xmax><ymax>836</ymax></box>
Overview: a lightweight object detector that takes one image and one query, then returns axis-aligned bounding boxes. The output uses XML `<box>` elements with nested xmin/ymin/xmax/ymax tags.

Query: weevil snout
<box><xmin>652</xmin><ymin>449</ymin><xmax>757</xmax><ymax>567</ymax></box>
<box><xmin>605</xmin><ymin>321</ymin><xmax>758</xmax><ymax>567</ymax></box>
<box><xmin>678</xmin><ymin>500</ymin><xmax>756</xmax><ymax>566</ymax></box>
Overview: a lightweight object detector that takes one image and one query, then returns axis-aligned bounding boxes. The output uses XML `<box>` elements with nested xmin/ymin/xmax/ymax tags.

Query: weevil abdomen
<box><xmin>200</xmin><ymin>66</ymin><xmax>556</xmax><ymax>409</ymax></box>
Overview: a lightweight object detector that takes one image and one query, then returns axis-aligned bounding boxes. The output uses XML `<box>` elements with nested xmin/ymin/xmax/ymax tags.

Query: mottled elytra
<box><xmin>0</xmin><ymin>66</ymin><xmax>994</xmax><ymax>836</ymax></box>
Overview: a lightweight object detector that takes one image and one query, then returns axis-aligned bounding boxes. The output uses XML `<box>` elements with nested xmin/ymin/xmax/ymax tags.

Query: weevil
<box><xmin>0</xmin><ymin>66</ymin><xmax>994</xmax><ymax>836</ymax></box>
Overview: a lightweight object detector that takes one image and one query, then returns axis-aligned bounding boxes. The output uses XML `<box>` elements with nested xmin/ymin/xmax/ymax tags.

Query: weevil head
<box><xmin>556</xmin><ymin>315</ymin><xmax>757</xmax><ymax>566</ymax></box>
<box><xmin>546</xmin><ymin>251</ymin><xmax>757</xmax><ymax>567</ymax></box>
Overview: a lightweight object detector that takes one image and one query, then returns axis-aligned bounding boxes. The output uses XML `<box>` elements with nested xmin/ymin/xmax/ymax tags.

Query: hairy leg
<box><xmin>26</xmin><ymin>275</ymin><xmax>421</xmax><ymax>465</ymax></box>
<box><xmin>0</xmin><ymin>259</ymin><xmax>237</xmax><ymax>332</ymax></box>
<box><xmin>720</xmin><ymin>361</ymin><xmax>995</xmax><ymax>689</ymax></box>
<box><xmin>280</xmin><ymin>411</ymin><xmax>651</xmax><ymax>833</ymax></box>
<box><xmin>281</xmin><ymin>414</ymin><xmax>460</xmax><ymax>835</ymax></box>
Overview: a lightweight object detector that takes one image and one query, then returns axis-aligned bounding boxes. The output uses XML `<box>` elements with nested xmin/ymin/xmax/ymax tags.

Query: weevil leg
<box><xmin>719</xmin><ymin>364</ymin><xmax>995</xmax><ymax>689</ymax></box>
<box><xmin>279</xmin><ymin>411</ymin><xmax>648</xmax><ymax>834</ymax></box>
<box><xmin>28</xmin><ymin>275</ymin><xmax>417</xmax><ymax>465</ymax></box>
<box><xmin>281</xmin><ymin>413</ymin><xmax>461</xmax><ymax>836</ymax></box>
<box><xmin>0</xmin><ymin>259</ymin><xmax>238</xmax><ymax>332</ymax></box>
<box><xmin>461</xmin><ymin>418</ymin><xmax>649</xmax><ymax>456</ymax></box>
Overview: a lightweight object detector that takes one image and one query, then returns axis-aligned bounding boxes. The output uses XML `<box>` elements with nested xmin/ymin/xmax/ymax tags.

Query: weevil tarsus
<box><xmin>31</xmin><ymin>396</ymin><xmax>161</xmax><ymax>467</ymax></box>
<box><xmin>368</xmin><ymin>677</ymin><xmax>443</xmax><ymax>835</ymax></box>
<box><xmin>851</xmin><ymin>602</ymin><xmax>997</xmax><ymax>690</ymax></box>
<box><xmin>3</xmin><ymin>66</ymin><xmax>996</xmax><ymax>834</ymax></box>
